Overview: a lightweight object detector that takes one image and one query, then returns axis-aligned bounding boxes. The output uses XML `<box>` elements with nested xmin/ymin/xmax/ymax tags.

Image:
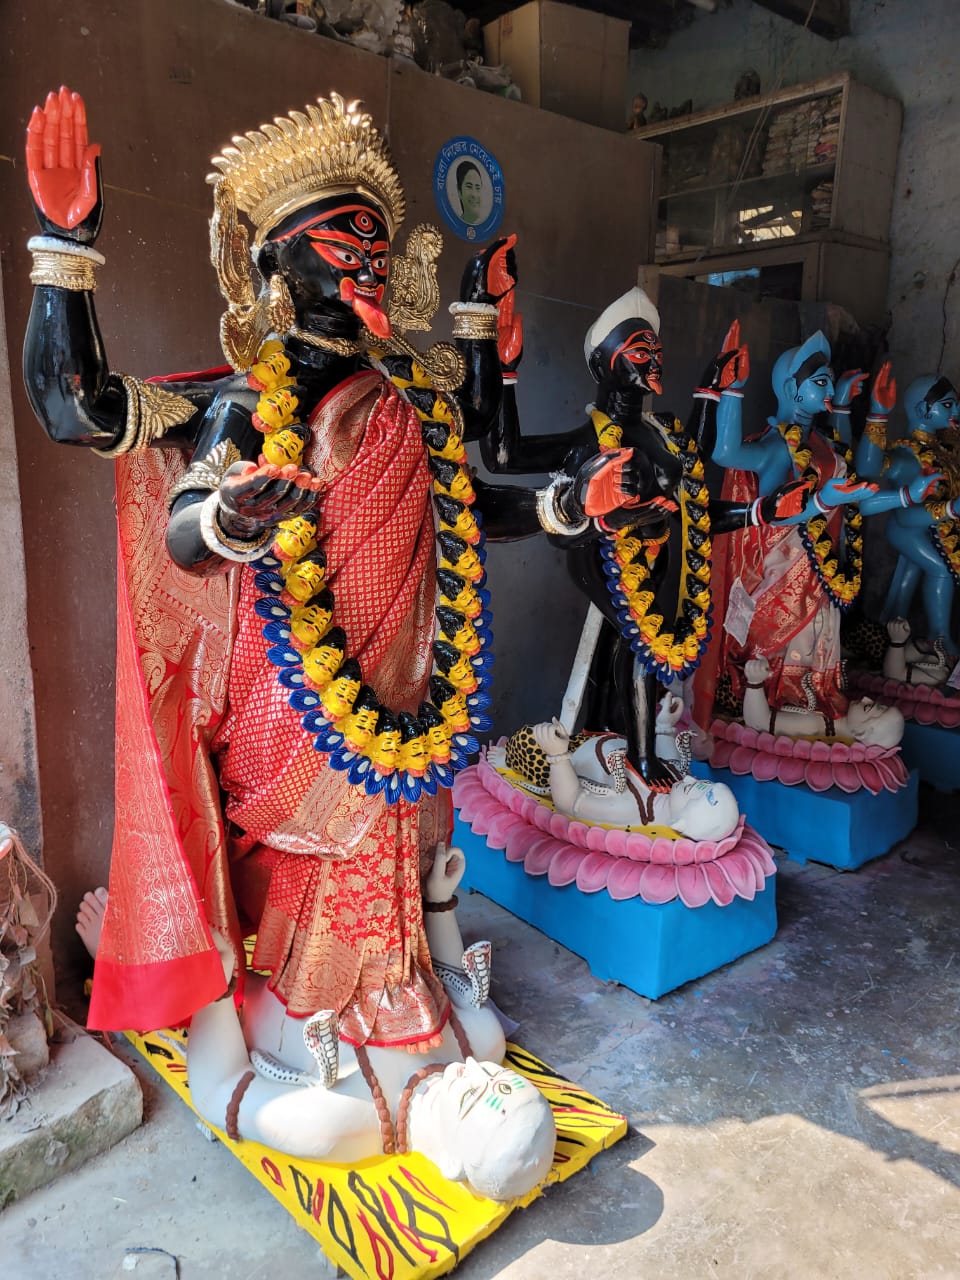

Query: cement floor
<box><xmin>3</xmin><ymin>788</ymin><xmax>960</xmax><ymax>1279</ymax></box>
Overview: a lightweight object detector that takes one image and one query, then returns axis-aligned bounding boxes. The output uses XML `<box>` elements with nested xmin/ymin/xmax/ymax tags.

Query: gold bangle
<box><xmin>450</xmin><ymin>313</ymin><xmax>499</xmax><ymax>342</ymax></box>
<box><xmin>92</xmin><ymin>376</ymin><xmax>142</xmax><ymax>458</ymax></box>
<box><xmin>29</xmin><ymin>249</ymin><xmax>98</xmax><ymax>292</ymax></box>
<box><xmin>449</xmin><ymin>302</ymin><xmax>499</xmax><ymax>342</ymax></box>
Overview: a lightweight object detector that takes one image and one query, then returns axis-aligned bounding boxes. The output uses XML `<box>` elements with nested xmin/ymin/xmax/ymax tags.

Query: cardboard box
<box><xmin>484</xmin><ymin>2</ymin><xmax>629</xmax><ymax>132</ymax></box>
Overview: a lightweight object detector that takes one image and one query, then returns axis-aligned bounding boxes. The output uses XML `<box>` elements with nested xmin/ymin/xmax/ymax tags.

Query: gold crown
<box><xmin>208</xmin><ymin>93</ymin><xmax>405</xmax><ymax>244</ymax></box>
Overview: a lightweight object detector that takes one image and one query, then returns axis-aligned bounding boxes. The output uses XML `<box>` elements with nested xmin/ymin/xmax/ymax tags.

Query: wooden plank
<box><xmin>630</xmin><ymin>71</ymin><xmax>852</xmax><ymax>139</ymax></box>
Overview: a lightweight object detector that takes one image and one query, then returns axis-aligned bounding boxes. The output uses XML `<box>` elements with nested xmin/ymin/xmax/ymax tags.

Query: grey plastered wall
<box><xmin>0</xmin><ymin>258</ymin><xmax>42</xmax><ymax>861</ymax></box>
<box><xmin>0</xmin><ymin>0</ymin><xmax>658</xmax><ymax>978</ymax></box>
<box><xmin>628</xmin><ymin>0</ymin><xmax>960</xmax><ymax>401</ymax></box>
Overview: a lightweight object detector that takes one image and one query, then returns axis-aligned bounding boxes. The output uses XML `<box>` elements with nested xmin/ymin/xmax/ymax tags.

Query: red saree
<box><xmin>694</xmin><ymin>429</ymin><xmax>848</xmax><ymax>731</ymax></box>
<box><xmin>89</xmin><ymin>371</ymin><xmax>451</xmax><ymax>1046</ymax></box>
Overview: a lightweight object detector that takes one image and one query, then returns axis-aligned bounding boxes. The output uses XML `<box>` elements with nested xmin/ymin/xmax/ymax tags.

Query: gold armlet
<box><xmin>94</xmin><ymin>376</ymin><xmax>197</xmax><ymax>459</ymax></box>
<box><xmin>863</xmin><ymin>417</ymin><xmax>888</xmax><ymax>448</ymax></box>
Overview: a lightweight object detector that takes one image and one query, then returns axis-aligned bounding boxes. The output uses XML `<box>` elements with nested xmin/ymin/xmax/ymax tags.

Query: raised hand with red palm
<box><xmin>26</xmin><ymin>86</ymin><xmax>103</xmax><ymax>243</ymax></box>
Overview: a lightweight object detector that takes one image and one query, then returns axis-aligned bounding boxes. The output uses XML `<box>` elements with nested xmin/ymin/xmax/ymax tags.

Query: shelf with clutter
<box><xmin>631</xmin><ymin>73</ymin><xmax>901</xmax><ymax>326</ymax></box>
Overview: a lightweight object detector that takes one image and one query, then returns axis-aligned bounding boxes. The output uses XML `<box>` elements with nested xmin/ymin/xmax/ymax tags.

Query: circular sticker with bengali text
<box><xmin>433</xmin><ymin>137</ymin><xmax>505</xmax><ymax>243</ymax></box>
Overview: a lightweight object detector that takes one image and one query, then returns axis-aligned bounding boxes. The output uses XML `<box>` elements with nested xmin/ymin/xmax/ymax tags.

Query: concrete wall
<box><xmin>628</xmin><ymin>0</ymin><xmax>960</xmax><ymax>393</ymax></box>
<box><xmin>0</xmin><ymin>260</ymin><xmax>42</xmax><ymax>863</ymax></box>
<box><xmin>0</xmin><ymin>0</ymin><xmax>659</xmax><ymax>979</ymax></box>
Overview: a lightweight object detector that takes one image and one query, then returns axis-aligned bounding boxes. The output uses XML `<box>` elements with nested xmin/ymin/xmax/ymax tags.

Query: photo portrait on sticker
<box><xmin>433</xmin><ymin>137</ymin><xmax>505</xmax><ymax>242</ymax></box>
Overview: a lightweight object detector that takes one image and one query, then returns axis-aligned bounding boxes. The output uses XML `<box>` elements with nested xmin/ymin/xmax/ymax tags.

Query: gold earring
<box><xmin>266</xmin><ymin>274</ymin><xmax>295</xmax><ymax>335</ymax></box>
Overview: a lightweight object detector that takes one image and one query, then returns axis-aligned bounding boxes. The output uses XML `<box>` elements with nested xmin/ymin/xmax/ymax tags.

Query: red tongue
<box><xmin>647</xmin><ymin>375</ymin><xmax>662</xmax><ymax>395</ymax></box>
<box><xmin>352</xmin><ymin>295</ymin><xmax>391</xmax><ymax>339</ymax></box>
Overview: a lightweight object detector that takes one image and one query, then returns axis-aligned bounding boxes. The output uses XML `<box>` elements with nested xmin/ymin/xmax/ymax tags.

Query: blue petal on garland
<box><xmin>289</xmin><ymin>688</ymin><xmax>321</xmax><ymax>712</ymax></box>
<box><xmin>468</xmin><ymin>711</ymin><xmax>493</xmax><ymax>733</ymax></box>
<box><xmin>315</xmin><ymin>725</ymin><xmax>344</xmax><ymax>752</ymax></box>
<box><xmin>347</xmin><ymin>755</ymin><xmax>374</xmax><ymax>788</ymax></box>
<box><xmin>466</xmin><ymin>691</ymin><xmax>492</xmax><ymax>712</ymax></box>
<box><xmin>263</xmin><ymin>619</ymin><xmax>292</xmax><ymax>645</ymax></box>
<box><xmin>449</xmin><ymin>745</ymin><xmax>474</xmax><ymax>771</ymax></box>
<box><xmin>254</xmin><ymin>570</ymin><xmax>284</xmax><ymax>595</ymax></box>
<box><xmin>278</xmin><ymin>668</ymin><xmax>306</xmax><ymax>689</ymax></box>
<box><xmin>419</xmin><ymin>770</ymin><xmax>438</xmax><ymax>797</ymax></box>
<box><xmin>452</xmin><ymin>731</ymin><xmax>480</xmax><ymax>755</ymax></box>
<box><xmin>267</xmin><ymin>645</ymin><xmax>301</xmax><ymax>668</ymax></box>
<box><xmin>364</xmin><ymin>769</ymin><xmax>390</xmax><ymax>797</ymax></box>
<box><xmin>401</xmin><ymin>774</ymin><xmax>424</xmax><ymax>804</ymax></box>
<box><xmin>383</xmin><ymin>772</ymin><xmax>404</xmax><ymax>805</ymax></box>
<box><xmin>327</xmin><ymin>746</ymin><xmax>355</xmax><ymax>772</ymax></box>
<box><xmin>470</xmin><ymin>652</ymin><xmax>495</xmax><ymax>671</ymax></box>
<box><xmin>301</xmin><ymin>708</ymin><xmax>332</xmax><ymax>734</ymax></box>
<box><xmin>431</xmin><ymin>761</ymin><xmax>454</xmax><ymax>788</ymax></box>
<box><xmin>255</xmin><ymin>598</ymin><xmax>290</xmax><ymax>621</ymax></box>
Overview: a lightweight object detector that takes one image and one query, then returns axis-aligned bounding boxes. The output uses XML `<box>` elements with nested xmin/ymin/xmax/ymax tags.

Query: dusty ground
<box><xmin>2</xmin><ymin>788</ymin><xmax>959</xmax><ymax>1279</ymax></box>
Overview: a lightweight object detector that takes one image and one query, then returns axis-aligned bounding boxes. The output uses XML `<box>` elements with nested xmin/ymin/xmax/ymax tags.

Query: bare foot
<box><xmin>76</xmin><ymin>887</ymin><xmax>108</xmax><ymax>958</ymax></box>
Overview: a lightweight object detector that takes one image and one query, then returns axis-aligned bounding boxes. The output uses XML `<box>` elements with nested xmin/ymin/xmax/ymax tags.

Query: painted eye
<box><xmin>494</xmin><ymin>1081</ymin><xmax>513</xmax><ymax>1096</ymax></box>
<box><xmin>372</xmin><ymin>255</ymin><xmax>389</xmax><ymax>273</ymax></box>
<box><xmin>332</xmin><ymin>248</ymin><xmax>360</xmax><ymax>267</ymax></box>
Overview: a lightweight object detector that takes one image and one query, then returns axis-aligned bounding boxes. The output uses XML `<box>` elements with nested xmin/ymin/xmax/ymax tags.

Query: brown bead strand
<box><xmin>355</xmin><ymin>1043</ymin><xmax>397</xmax><ymax>1154</ymax></box>
<box><xmin>394</xmin><ymin>1062</ymin><xmax>448</xmax><ymax>1154</ymax></box>
<box><xmin>224</xmin><ymin>1070</ymin><xmax>255</xmax><ymax>1141</ymax></box>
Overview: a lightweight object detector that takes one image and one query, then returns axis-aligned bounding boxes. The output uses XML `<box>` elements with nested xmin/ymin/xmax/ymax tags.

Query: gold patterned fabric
<box><xmin>89</xmin><ymin>371</ymin><xmax>452</xmax><ymax>1049</ymax></box>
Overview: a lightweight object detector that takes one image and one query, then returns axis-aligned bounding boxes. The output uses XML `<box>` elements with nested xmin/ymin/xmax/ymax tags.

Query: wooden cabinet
<box><xmin>631</xmin><ymin>73</ymin><xmax>901</xmax><ymax>325</ymax></box>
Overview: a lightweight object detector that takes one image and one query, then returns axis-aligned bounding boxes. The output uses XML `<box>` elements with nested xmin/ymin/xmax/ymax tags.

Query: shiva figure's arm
<box><xmin>422</xmin><ymin>845</ymin><xmax>469</xmax><ymax>968</ymax></box>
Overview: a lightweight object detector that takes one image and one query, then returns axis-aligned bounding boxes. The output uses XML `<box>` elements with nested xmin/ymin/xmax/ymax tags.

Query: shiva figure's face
<box><xmin>419</xmin><ymin>1058</ymin><xmax>556</xmax><ymax>1201</ymax></box>
<box><xmin>792</xmin><ymin>364</ymin><xmax>835</xmax><ymax>420</ymax></box>
<box><xmin>264</xmin><ymin>195</ymin><xmax>392</xmax><ymax>338</ymax></box>
<box><xmin>665</xmin><ymin>777</ymin><xmax>739</xmax><ymax>842</ymax></box>
<box><xmin>592</xmin><ymin>320</ymin><xmax>664</xmax><ymax>396</ymax></box>
<box><xmin>845</xmin><ymin>697</ymin><xmax>904</xmax><ymax>747</ymax></box>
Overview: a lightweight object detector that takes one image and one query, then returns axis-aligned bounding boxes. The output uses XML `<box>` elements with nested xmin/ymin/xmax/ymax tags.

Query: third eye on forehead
<box><xmin>272</xmin><ymin>203</ymin><xmax>389</xmax><ymax>244</ymax></box>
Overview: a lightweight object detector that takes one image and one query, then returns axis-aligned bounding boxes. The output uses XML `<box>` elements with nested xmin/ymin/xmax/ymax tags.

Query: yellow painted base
<box><xmin>125</xmin><ymin>1029</ymin><xmax>627</xmax><ymax>1280</ymax></box>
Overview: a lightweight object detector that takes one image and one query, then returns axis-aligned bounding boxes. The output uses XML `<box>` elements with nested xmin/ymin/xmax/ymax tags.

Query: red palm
<box><xmin>26</xmin><ymin>86</ymin><xmax>101</xmax><ymax>232</ymax></box>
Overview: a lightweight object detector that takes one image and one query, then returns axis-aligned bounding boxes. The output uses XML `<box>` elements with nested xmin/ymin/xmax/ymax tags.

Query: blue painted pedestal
<box><xmin>689</xmin><ymin>762</ymin><xmax>919</xmax><ymax>869</ymax></box>
<box><xmin>900</xmin><ymin>722</ymin><xmax>960</xmax><ymax>793</ymax></box>
<box><xmin>454</xmin><ymin>813</ymin><xmax>778</xmax><ymax>1000</ymax></box>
